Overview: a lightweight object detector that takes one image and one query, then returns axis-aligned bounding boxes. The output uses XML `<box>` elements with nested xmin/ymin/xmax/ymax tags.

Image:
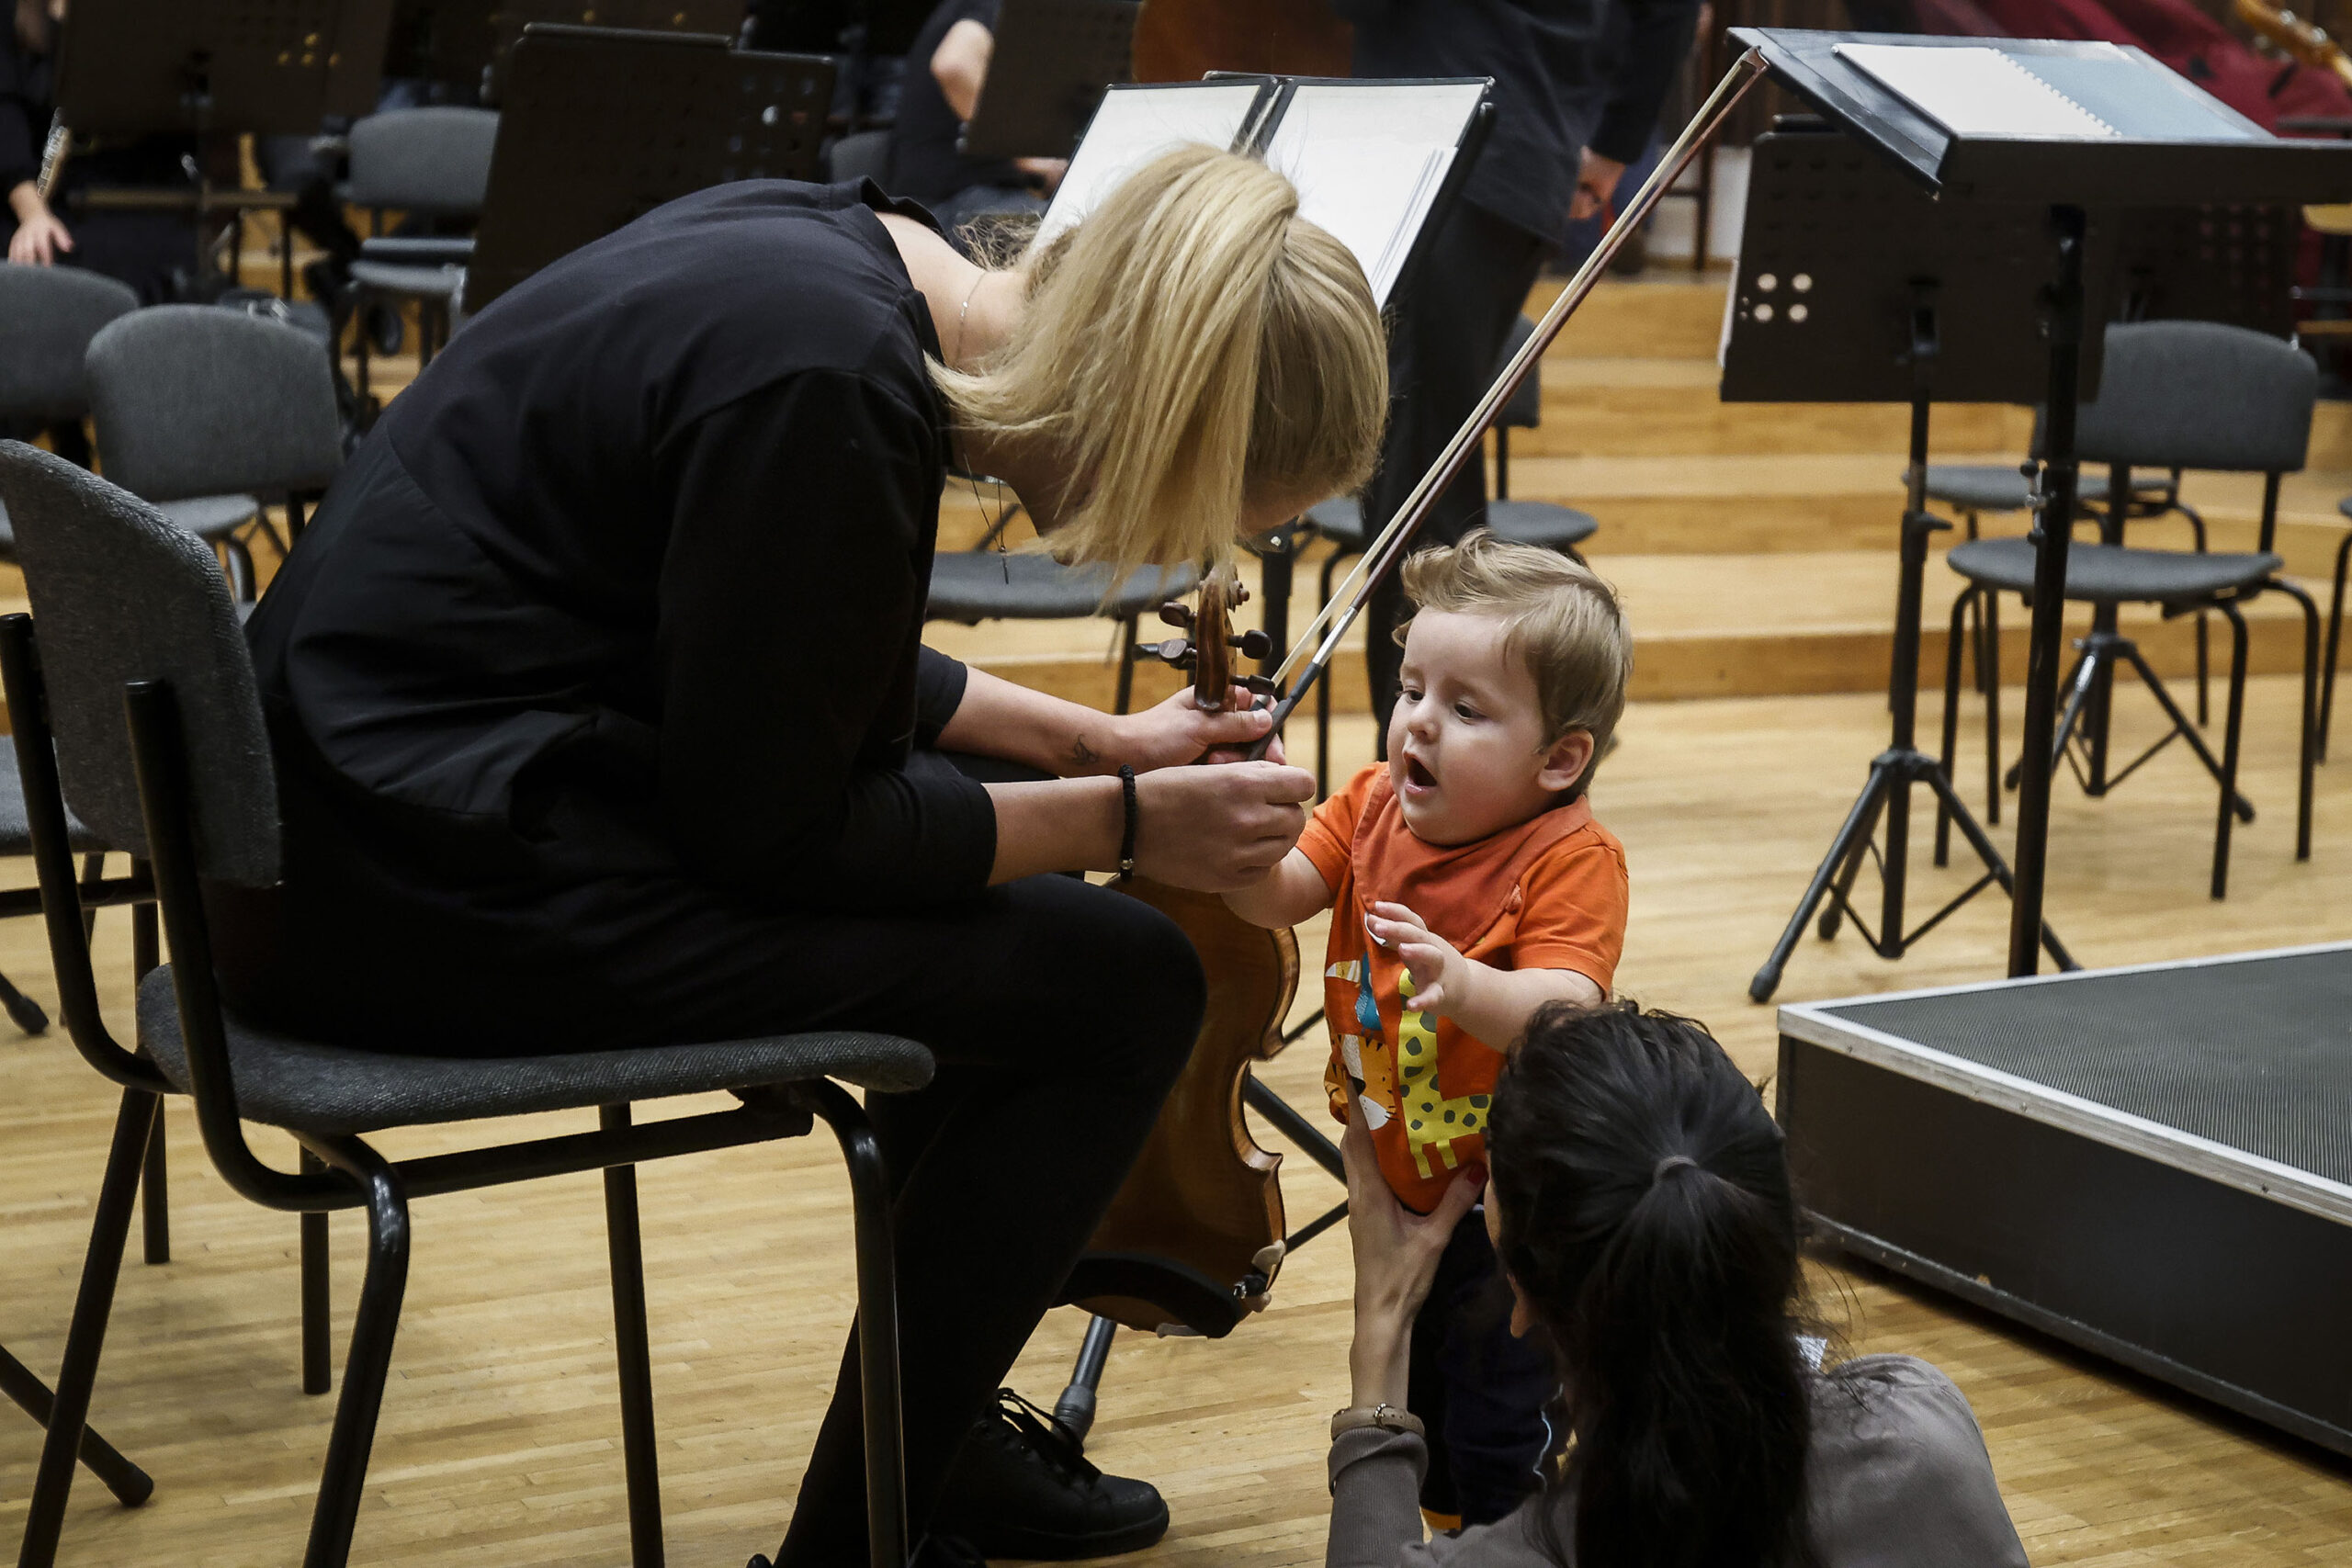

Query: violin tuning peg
<box><xmin>1137</xmin><ymin>636</ymin><xmax>1194</xmax><ymax>666</ymax></box>
<box><xmin>1158</xmin><ymin>602</ymin><xmax>1194</xmax><ymax>628</ymax></box>
<box><xmin>1233</xmin><ymin>628</ymin><xmax>1272</xmax><ymax>660</ymax></box>
<box><xmin>1242</xmin><ymin>674</ymin><xmax>1280</xmax><ymax>697</ymax></box>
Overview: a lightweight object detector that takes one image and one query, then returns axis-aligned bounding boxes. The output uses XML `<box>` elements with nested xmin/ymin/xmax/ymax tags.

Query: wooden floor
<box><xmin>4</xmin><ymin>674</ymin><xmax>2350</xmax><ymax>1565</ymax></box>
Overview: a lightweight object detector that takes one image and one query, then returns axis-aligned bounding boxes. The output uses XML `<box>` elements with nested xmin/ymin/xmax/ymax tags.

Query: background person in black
<box><xmin>1338</xmin><ymin>0</ymin><xmax>1702</xmax><ymax>750</ymax></box>
<box><xmin>224</xmin><ymin>147</ymin><xmax>1390</xmax><ymax>1564</ymax></box>
<box><xmin>890</xmin><ymin>0</ymin><xmax>1069</xmax><ymax>237</ymax></box>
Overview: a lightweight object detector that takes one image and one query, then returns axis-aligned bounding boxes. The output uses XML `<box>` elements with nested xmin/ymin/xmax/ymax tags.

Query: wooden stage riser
<box><xmin>969</xmin><ymin>605</ymin><xmax>2324</xmax><ymax>712</ymax></box>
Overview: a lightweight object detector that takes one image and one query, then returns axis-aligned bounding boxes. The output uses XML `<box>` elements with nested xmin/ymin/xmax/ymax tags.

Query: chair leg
<box><xmin>18</xmin><ymin>1087</ymin><xmax>160</xmax><ymax>1568</ymax></box>
<box><xmin>797</xmin><ymin>1081</ymin><xmax>907</xmax><ymax>1568</ymax></box>
<box><xmin>77</xmin><ymin>852</ymin><xmax>104</xmax><ymax>943</ymax></box>
<box><xmin>2323</xmin><ymin>529</ymin><xmax>2348</xmax><ymax>761</ymax></box>
<box><xmin>1984</xmin><ymin>590</ymin><xmax>2001</xmax><ymax>825</ymax></box>
<box><xmin>602</xmin><ymin>1105</ymin><xmax>664</xmax><ymax>1568</ymax></box>
<box><xmin>0</xmin><ymin>965</ymin><xmax>50</xmax><ymax>1033</ymax></box>
<box><xmin>2185</xmin><ymin>506</ymin><xmax>2211</xmax><ymax>726</ymax></box>
<box><xmin>1936</xmin><ymin>589</ymin><xmax>1968</xmax><ymax>868</ymax></box>
<box><xmin>133</xmin><ymin>901</ymin><xmax>166</xmax><ymax>1268</ymax></box>
<box><xmin>0</xmin><ymin>1341</ymin><xmax>151</xmax><ymax>1506</ymax></box>
<box><xmin>2269</xmin><ymin>579</ymin><xmax>2323</xmax><ymax>863</ymax></box>
<box><xmin>1114</xmin><ymin>613</ymin><xmax>1138</xmax><ymax>717</ymax></box>
<box><xmin>300</xmin><ymin>1147</ymin><xmax>333</xmax><ymax>1396</ymax></box>
<box><xmin>2211</xmin><ymin>603</ymin><xmax>2251</xmax><ymax>901</ymax></box>
<box><xmin>300</xmin><ymin>1144</ymin><xmax>411</xmax><ymax>1568</ymax></box>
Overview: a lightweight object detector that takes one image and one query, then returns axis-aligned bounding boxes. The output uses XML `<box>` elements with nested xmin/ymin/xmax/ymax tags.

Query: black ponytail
<box><xmin>1486</xmin><ymin>1003</ymin><xmax>1816</xmax><ymax>1568</ymax></box>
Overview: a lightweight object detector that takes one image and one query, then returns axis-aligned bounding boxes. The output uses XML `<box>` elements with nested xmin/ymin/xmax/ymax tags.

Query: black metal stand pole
<box><xmin>2008</xmin><ymin>206</ymin><xmax>2087</xmax><ymax>979</ymax></box>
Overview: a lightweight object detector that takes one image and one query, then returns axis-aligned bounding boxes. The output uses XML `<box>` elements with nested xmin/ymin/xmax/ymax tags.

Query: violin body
<box><xmin>1068</xmin><ymin>571</ymin><xmax>1304</xmax><ymax>1337</ymax></box>
<box><xmin>1076</xmin><ymin>878</ymin><xmax>1298</xmax><ymax>1333</ymax></box>
<box><xmin>1132</xmin><ymin>0</ymin><xmax>1352</xmax><ymax>82</ymax></box>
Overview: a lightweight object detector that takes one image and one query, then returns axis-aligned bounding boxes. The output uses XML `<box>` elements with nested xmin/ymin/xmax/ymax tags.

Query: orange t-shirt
<box><xmin>1300</xmin><ymin>763</ymin><xmax>1629</xmax><ymax>1213</ymax></box>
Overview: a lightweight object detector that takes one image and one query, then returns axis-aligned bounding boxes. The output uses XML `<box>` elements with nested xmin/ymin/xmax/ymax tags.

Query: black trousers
<box><xmin>1363</xmin><ymin>201</ymin><xmax>1552</xmax><ymax>750</ymax></box>
<box><xmin>765</xmin><ymin>872</ymin><xmax>1201</xmax><ymax>1562</ymax></box>
<box><xmin>1405</xmin><ymin>1206</ymin><xmax>1558</xmax><ymax>1526</ymax></box>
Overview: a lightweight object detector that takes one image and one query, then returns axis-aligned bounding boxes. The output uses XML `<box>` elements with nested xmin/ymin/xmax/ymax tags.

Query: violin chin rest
<box><xmin>1060</xmin><ymin>1251</ymin><xmax>1257</xmax><ymax>1338</ymax></box>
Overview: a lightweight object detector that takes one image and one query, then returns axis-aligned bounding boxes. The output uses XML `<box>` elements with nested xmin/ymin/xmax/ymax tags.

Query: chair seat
<box><xmin>925</xmin><ymin>551</ymin><xmax>1197</xmax><ymax>624</ymax></box>
<box><xmin>1304</xmin><ymin>497</ymin><xmax>1598</xmax><ymax>556</ymax></box>
<box><xmin>1947</xmin><ymin>536</ymin><xmax>2281</xmax><ymax>604</ymax></box>
<box><xmin>155</xmin><ymin>494</ymin><xmax>262</xmax><ymax>540</ymax></box>
<box><xmin>350</xmin><ymin>259</ymin><xmax>465</xmax><ymax>299</ymax></box>
<box><xmin>0</xmin><ymin>746</ymin><xmax>102</xmax><ymax>854</ymax></box>
<box><xmin>1485</xmin><ymin>499</ymin><xmax>1599</xmax><ymax>550</ymax></box>
<box><xmin>0</xmin><ymin>492</ymin><xmax>256</xmax><ymax>552</ymax></box>
<box><xmin>1306</xmin><ymin>497</ymin><xmax>1366</xmax><ymax>552</ymax></box>
<box><xmin>135</xmin><ymin>965</ymin><xmax>935</xmax><ymax>1137</ymax></box>
<box><xmin>1922</xmin><ymin>464</ymin><xmax>2164</xmax><ymax>513</ymax></box>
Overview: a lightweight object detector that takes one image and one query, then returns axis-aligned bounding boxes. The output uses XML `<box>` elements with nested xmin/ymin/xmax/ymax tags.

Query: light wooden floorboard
<box><xmin>3</xmin><ymin>676</ymin><xmax>2348</xmax><ymax>1564</ymax></box>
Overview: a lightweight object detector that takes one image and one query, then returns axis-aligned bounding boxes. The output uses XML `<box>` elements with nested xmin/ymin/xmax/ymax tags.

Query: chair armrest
<box><xmin>358</xmin><ymin>236</ymin><xmax>475</xmax><ymax>265</ymax></box>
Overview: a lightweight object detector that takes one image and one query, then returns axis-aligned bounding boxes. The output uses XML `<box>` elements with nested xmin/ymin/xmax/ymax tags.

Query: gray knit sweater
<box><xmin>1327</xmin><ymin>1355</ymin><xmax>2029</xmax><ymax>1566</ymax></box>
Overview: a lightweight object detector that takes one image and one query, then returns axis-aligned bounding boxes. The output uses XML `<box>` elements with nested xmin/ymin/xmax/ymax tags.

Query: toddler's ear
<box><xmin>1537</xmin><ymin>729</ymin><xmax>1596</xmax><ymax>794</ymax></box>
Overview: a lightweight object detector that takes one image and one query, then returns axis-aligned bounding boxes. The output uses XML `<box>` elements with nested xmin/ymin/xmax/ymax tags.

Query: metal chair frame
<box><xmin>1939</xmin><ymin>466</ymin><xmax>2322</xmax><ymax>900</ymax></box>
<box><xmin>3</xmin><ymin>613</ymin><xmax>911</xmax><ymax>1568</ymax></box>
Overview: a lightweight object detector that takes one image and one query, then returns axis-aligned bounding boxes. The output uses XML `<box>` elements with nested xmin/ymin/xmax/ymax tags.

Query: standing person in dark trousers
<box><xmin>890</xmin><ymin>0</ymin><xmax>1068</xmax><ymax>238</ymax></box>
<box><xmin>1337</xmin><ymin>0</ymin><xmax>1702</xmax><ymax>748</ymax></box>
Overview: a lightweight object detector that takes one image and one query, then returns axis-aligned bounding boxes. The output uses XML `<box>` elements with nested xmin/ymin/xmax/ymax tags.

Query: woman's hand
<box><xmin>6</xmin><ymin>183</ymin><xmax>72</xmax><ymax>266</ymax></box>
<box><xmin>1114</xmin><ymin>685</ymin><xmax>1284</xmax><ymax>771</ymax></box>
<box><xmin>1569</xmin><ymin>147</ymin><xmax>1627</xmax><ymax>223</ymax></box>
<box><xmin>1131</xmin><ymin>759</ymin><xmax>1313</xmax><ymax>890</ymax></box>
<box><xmin>1342</xmin><ymin>1092</ymin><xmax>1483</xmax><ymax>1407</ymax></box>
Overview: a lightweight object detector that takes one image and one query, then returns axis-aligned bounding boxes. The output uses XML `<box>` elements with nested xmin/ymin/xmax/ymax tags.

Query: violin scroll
<box><xmin>1134</xmin><ymin>573</ymin><xmax>1280</xmax><ymax>709</ymax></box>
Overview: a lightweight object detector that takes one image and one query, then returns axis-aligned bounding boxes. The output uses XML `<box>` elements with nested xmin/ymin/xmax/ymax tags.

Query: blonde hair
<box><xmin>932</xmin><ymin>144</ymin><xmax>1388</xmax><ymax>573</ymax></box>
<box><xmin>1399</xmin><ymin>530</ymin><xmax>1632</xmax><ymax>788</ymax></box>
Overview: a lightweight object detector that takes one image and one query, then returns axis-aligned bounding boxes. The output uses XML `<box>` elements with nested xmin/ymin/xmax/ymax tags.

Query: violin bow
<box><xmin>1243</xmin><ymin>49</ymin><xmax>1770</xmax><ymax>760</ymax></box>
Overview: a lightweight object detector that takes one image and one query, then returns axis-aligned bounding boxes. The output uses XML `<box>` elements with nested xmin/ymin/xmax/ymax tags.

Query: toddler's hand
<box><xmin>1366</xmin><ymin>901</ymin><xmax>1473</xmax><ymax>1017</ymax></box>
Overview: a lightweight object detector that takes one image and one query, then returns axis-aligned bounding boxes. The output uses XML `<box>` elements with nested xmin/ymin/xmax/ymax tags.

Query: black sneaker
<box><xmin>928</xmin><ymin>1388</ymin><xmax>1170</xmax><ymax>1561</ymax></box>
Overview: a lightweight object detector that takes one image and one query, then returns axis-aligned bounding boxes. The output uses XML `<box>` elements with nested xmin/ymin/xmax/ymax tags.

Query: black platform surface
<box><xmin>1815</xmin><ymin>946</ymin><xmax>2352</xmax><ymax>1189</ymax></box>
<box><xmin>1779</xmin><ymin>942</ymin><xmax>2352</xmax><ymax>1456</ymax></box>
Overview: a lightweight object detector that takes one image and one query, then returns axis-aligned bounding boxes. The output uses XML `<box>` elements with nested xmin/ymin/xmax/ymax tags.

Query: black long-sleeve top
<box><xmin>243</xmin><ymin>180</ymin><xmax>996</xmax><ymax>944</ymax></box>
<box><xmin>0</xmin><ymin>34</ymin><xmax>48</xmax><ymax>193</ymax></box>
<box><xmin>1335</xmin><ymin>0</ymin><xmax>1702</xmax><ymax>248</ymax></box>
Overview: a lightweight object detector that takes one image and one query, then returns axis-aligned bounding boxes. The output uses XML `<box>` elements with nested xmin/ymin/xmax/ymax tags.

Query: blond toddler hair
<box><xmin>1398</xmin><ymin>529</ymin><xmax>1632</xmax><ymax>792</ymax></box>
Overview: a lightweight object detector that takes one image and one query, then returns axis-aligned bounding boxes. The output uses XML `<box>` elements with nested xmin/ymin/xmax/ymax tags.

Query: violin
<box><xmin>1074</xmin><ymin>570</ymin><xmax>1302</xmax><ymax>1337</ymax></box>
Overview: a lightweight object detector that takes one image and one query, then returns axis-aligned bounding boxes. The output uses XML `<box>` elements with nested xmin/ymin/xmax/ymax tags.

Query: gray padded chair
<box><xmin>0</xmin><ymin>444</ymin><xmax>927</xmax><ymax>1568</ymax></box>
<box><xmin>1939</xmin><ymin>321</ymin><xmax>2324</xmax><ymax>900</ymax></box>
<box><xmin>1304</xmin><ymin>314</ymin><xmax>1600</xmax><ymax>795</ymax></box>
<box><xmin>925</xmin><ymin>503</ymin><xmax>1199</xmax><ymax>715</ymax></box>
<box><xmin>85</xmin><ymin>306</ymin><xmax>345</xmax><ymax>600</ymax></box>
<box><xmin>344</xmin><ymin>107</ymin><xmax>501</xmax><ymax>408</ymax></box>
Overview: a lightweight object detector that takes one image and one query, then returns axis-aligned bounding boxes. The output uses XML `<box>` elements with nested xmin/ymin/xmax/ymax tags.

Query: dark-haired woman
<box><xmin>1329</xmin><ymin>1003</ymin><xmax>2029</xmax><ymax>1566</ymax></box>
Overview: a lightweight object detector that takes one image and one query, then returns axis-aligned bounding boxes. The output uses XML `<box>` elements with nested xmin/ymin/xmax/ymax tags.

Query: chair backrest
<box><xmin>1497</xmin><ymin>314</ymin><xmax>1542</xmax><ymax>431</ymax></box>
<box><xmin>2068</xmin><ymin>320</ymin><xmax>2316</xmax><ymax>473</ymax></box>
<box><xmin>828</xmin><ymin>129</ymin><xmax>893</xmax><ymax>185</ymax></box>
<box><xmin>0</xmin><ymin>442</ymin><xmax>279</xmax><ymax>886</ymax></box>
<box><xmin>0</xmin><ymin>268</ymin><xmax>140</xmax><ymax>424</ymax></box>
<box><xmin>85</xmin><ymin>307</ymin><xmax>344</xmax><ymax>503</ymax></box>
<box><xmin>346</xmin><ymin>106</ymin><xmax>501</xmax><ymax>214</ymax></box>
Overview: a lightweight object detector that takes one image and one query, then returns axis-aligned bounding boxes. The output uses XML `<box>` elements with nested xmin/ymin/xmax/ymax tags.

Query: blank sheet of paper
<box><xmin>1031</xmin><ymin>84</ymin><xmax>1263</xmax><ymax>253</ymax></box>
<box><xmin>1266</xmin><ymin>81</ymin><xmax>1487</xmax><ymax>305</ymax></box>
<box><xmin>1835</xmin><ymin>42</ymin><xmax>2119</xmax><ymax>140</ymax></box>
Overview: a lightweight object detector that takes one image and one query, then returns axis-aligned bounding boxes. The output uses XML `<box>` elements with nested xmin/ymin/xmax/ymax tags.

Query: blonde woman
<box><xmin>226</xmin><ymin>146</ymin><xmax>1388</xmax><ymax>1565</ymax></box>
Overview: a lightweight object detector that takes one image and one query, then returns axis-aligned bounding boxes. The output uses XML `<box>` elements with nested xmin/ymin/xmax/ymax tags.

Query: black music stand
<box><xmin>1735</xmin><ymin>28</ymin><xmax>2352</xmax><ymax>988</ymax></box>
<box><xmin>465</xmin><ymin>26</ymin><xmax>835</xmax><ymax>311</ymax></box>
<box><xmin>957</xmin><ymin>0</ymin><xmax>1136</xmax><ymax>162</ymax></box>
<box><xmin>1737</xmin><ymin>124</ymin><xmax>2100</xmax><ymax>1001</ymax></box>
<box><xmin>51</xmin><ymin>0</ymin><xmax>394</xmax><ymax>296</ymax></box>
<box><xmin>479</xmin><ymin>0</ymin><xmax>747</xmax><ymax>101</ymax></box>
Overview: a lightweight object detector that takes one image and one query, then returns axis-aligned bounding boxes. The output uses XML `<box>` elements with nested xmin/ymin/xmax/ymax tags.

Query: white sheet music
<box><xmin>1030</xmin><ymin>79</ymin><xmax>1485</xmax><ymax>307</ymax></box>
<box><xmin>1836</xmin><ymin>43</ymin><xmax>2119</xmax><ymax>141</ymax></box>
<box><xmin>1031</xmin><ymin>85</ymin><xmax>1263</xmax><ymax>254</ymax></box>
<box><xmin>1264</xmin><ymin>82</ymin><xmax>1484</xmax><ymax>305</ymax></box>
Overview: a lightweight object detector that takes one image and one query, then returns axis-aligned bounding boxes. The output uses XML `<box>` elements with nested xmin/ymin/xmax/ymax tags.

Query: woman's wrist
<box><xmin>8</xmin><ymin>181</ymin><xmax>47</xmax><ymax>223</ymax></box>
<box><xmin>1347</xmin><ymin>1319</ymin><xmax>1412</xmax><ymax>1409</ymax></box>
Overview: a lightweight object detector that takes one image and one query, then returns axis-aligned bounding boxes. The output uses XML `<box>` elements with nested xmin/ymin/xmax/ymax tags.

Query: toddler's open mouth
<box><xmin>1403</xmin><ymin>754</ymin><xmax>1438</xmax><ymax>791</ymax></box>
